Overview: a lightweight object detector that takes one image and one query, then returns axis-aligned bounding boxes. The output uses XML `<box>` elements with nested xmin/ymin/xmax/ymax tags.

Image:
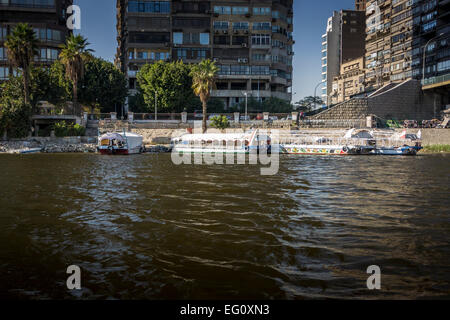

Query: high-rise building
<box><xmin>355</xmin><ymin>0</ymin><xmax>367</xmax><ymax>11</ymax></box>
<box><xmin>365</xmin><ymin>0</ymin><xmax>450</xmax><ymax>91</ymax></box>
<box><xmin>321</xmin><ymin>10</ymin><xmax>366</xmax><ymax>105</ymax></box>
<box><xmin>331</xmin><ymin>57</ymin><xmax>365</xmax><ymax>104</ymax></box>
<box><xmin>0</xmin><ymin>0</ymin><xmax>73</xmax><ymax>81</ymax></box>
<box><xmin>116</xmin><ymin>0</ymin><xmax>294</xmax><ymax>109</ymax></box>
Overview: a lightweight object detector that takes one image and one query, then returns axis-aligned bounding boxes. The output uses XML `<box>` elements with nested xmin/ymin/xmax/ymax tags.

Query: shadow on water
<box><xmin>0</xmin><ymin>153</ymin><xmax>449</xmax><ymax>299</ymax></box>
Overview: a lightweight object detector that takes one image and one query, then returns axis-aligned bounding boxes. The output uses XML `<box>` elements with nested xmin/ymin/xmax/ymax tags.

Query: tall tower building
<box><xmin>0</xmin><ymin>0</ymin><xmax>73</xmax><ymax>80</ymax></box>
<box><xmin>116</xmin><ymin>0</ymin><xmax>294</xmax><ymax>109</ymax></box>
<box><xmin>321</xmin><ymin>10</ymin><xmax>366</xmax><ymax>105</ymax></box>
<box><xmin>365</xmin><ymin>0</ymin><xmax>449</xmax><ymax>91</ymax></box>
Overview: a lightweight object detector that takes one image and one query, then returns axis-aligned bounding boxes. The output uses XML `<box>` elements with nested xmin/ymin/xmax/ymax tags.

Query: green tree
<box><xmin>262</xmin><ymin>97</ymin><xmax>293</xmax><ymax>113</ymax></box>
<box><xmin>79</xmin><ymin>57</ymin><xmax>127</xmax><ymax>113</ymax></box>
<box><xmin>207</xmin><ymin>98</ymin><xmax>225</xmax><ymax>113</ymax></box>
<box><xmin>137</xmin><ymin>60</ymin><xmax>197</xmax><ymax>114</ymax></box>
<box><xmin>0</xmin><ymin>97</ymin><xmax>32</xmax><ymax>138</ymax></box>
<box><xmin>59</xmin><ymin>34</ymin><xmax>94</xmax><ymax>116</ymax></box>
<box><xmin>190</xmin><ymin>59</ymin><xmax>219</xmax><ymax>133</ymax></box>
<box><xmin>238</xmin><ymin>97</ymin><xmax>263</xmax><ymax>113</ymax></box>
<box><xmin>0</xmin><ymin>64</ymin><xmax>70</xmax><ymax>111</ymax></box>
<box><xmin>296</xmin><ymin>96</ymin><xmax>324</xmax><ymax>111</ymax></box>
<box><xmin>128</xmin><ymin>90</ymin><xmax>147</xmax><ymax>113</ymax></box>
<box><xmin>4</xmin><ymin>23</ymin><xmax>39</xmax><ymax>106</ymax></box>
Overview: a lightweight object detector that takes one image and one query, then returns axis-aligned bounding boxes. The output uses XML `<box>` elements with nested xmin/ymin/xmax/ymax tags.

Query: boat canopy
<box><xmin>173</xmin><ymin>133</ymin><xmax>252</xmax><ymax>142</ymax></box>
<box><xmin>99</xmin><ymin>132</ymin><xmax>143</xmax><ymax>149</ymax></box>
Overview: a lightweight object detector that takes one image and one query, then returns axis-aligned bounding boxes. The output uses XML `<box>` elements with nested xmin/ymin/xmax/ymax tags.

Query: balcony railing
<box><xmin>422</xmin><ymin>73</ymin><xmax>450</xmax><ymax>88</ymax></box>
<box><xmin>0</xmin><ymin>1</ymin><xmax>56</xmax><ymax>9</ymax></box>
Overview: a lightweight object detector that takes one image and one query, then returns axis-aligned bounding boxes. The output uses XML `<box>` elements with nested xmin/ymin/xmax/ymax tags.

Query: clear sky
<box><xmin>74</xmin><ymin>0</ymin><xmax>356</xmax><ymax>102</ymax></box>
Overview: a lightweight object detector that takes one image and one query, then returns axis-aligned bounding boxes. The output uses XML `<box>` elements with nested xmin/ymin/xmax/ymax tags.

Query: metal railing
<box><xmin>422</xmin><ymin>73</ymin><xmax>450</xmax><ymax>87</ymax></box>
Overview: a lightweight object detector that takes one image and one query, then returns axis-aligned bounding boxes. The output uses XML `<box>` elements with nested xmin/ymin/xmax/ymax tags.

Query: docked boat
<box><xmin>171</xmin><ymin>130</ymin><xmax>271</xmax><ymax>154</ymax></box>
<box><xmin>279</xmin><ymin>129</ymin><xmax>376</xmax><ymax>155</ymax></box>
<box><xmin>372</xmin><ymin>130</ymin><xmax>423</xmax><ymax>155</ymax></box>
<box><xmin>98</xmin><ymin>132</ymin><xmax>144</xmax><ymax>155</ymax></box>
<box><xmin>374</xmin><ymin>146</ymin><xmax>422</xmax><ymax>156</ymax></box>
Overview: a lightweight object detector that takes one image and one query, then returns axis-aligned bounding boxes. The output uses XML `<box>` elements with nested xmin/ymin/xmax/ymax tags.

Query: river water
<box><xmin>0</xmin><ymin>153</ymin><xmax>449</xmax><ymax>299</ymax></box>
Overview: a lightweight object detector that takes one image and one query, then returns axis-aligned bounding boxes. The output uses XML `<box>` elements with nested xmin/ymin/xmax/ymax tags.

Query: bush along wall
<box><xmin>53</xmin><ymin>121</ymin><xmax>86</xmax><ymax>137</ymax></box>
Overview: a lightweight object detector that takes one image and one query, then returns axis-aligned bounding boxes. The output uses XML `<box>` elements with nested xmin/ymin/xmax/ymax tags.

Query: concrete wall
<box><xmin>312</xmin><ymin>80</ymin><xmax>439</xmax><ymax>124</ymax></box>
<box><xmin>368</xmin><ymin>80</ymin><xmax>436</xmax><ymax>120</ymax></box>
<box><xmin>128</xmin><ymin>127</ymin><xmax>450</xmax><ymax>146</ymax></box>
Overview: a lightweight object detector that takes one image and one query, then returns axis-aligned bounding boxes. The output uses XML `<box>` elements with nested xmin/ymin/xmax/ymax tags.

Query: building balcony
<box><xmin>422</xmin><ymin>73</ymin><xmax>450</xmax><ymax>90</ymax></box>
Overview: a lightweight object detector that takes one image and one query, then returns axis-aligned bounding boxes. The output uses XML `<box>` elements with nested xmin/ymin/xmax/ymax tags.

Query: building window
<box><xmin>232</xmin><ymin>7</ymin><xmax>249</xmax><ymax>15</ymax></box>
<box><xmin>253</xmin><ymin>7</ymin><xmax>271</xmax><ymax>15</ymax></box>
<box><xmin>173</xmin><ymin>32</ymin><xmax>182</xmax><ymax>44</ymax></box>
<box><xmin>251</xmin><ymin>34</ymin><xmax>271</xmax><ymax>46</ymax></box>
<box><xmin>214</xmin><ymin>6</ymin><xmax>231</xmax><ymax>15</ymax></box>
<box><xmin>213</xmin><ymin>21</ymin><xmax>228</xmax><ymax>30</ymax></box>
<box><xmin>0</xmin><ymin>47</ymin><xmax>7</xmax><ymax>61</ymax></box>
<box><xmin>200</xmin><ymin>33</ymin><xmax>209</xmax><ymax>45</ymax></box>
<box><xmin>232</xmin><ymin>22</ymin><xmax>249</xmax><ymax>30</ymax></box>
<box><xmin>437</xmin><ymin>60</ymin><xmax>450</xmax><ymax>72</ymax></box>
<box><xmin>253</xmin><ymin>22</ymin><xmax>271</xmax><ymax>31</ymax></box>
<box><xmin>0</xmin><ymin>66</ymin><xmax>9</xmax><ymax>80</ymax></box>
<box><xmin>128</xmin><ymin>1</ymin><xmax>170</xmax><ymax>13</ymax></box>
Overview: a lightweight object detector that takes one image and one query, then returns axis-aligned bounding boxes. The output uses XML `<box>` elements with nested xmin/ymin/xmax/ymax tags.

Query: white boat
<box><xmin>372</xmin><ymin>130</ymin><xmax>423</xmax><ymax>155</ymax></box>
<box><xmin>171</xmin><ymin>130</ymin><xmax>271</xmax><ymax>154</ymax></box>
<box><xmin>98</xmin><ymin>132</ymin><xmax>144</xmax><ymax>155</ymax></box>
<box><xmin>14</xmin><ymin>148</ymin><xmax>42</xmax><ymax>154</ymax></box>
<box><xmin>279</xmin><ymin>129</ymin><xmax>376</xmax><ymax>155</ymax></box>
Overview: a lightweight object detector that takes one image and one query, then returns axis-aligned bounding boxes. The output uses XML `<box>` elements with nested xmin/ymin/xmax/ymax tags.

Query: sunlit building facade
<box><xmin>116</xmin><ymin>0</ymin><xmax>294</xmax><ymax>109</ymax></box>
<box><xmin>0</xmin><ymin>0</ymin><xmax>72</xmax><ymax>80</ymax></box>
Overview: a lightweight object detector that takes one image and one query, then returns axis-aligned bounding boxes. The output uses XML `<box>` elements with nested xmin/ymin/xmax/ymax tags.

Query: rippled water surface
<box><xmin>0</xmin><ymin>153</ymin><xmax>449</xmax><ymax>299</ymax></box>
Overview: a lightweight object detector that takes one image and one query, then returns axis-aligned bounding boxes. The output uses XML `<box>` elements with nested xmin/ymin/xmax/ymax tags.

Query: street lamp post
<box><xmin>243</xmin><ymin>91</ymin><xmax>248</xmax><ymax>120</ymax></box>
<box><xmin>154</xmin><ymin>90</ymin><xmax>158</xmax><ymax>121</ymax></box>
<box><xmin>313</xmin><ymin>81</ymin><xmax>323</xmax><ymax>110</ymax></box>
<box><xmin>423</xmin><ymin>33</ymin><xmax>444</xmax><ymax>85</ymax></box>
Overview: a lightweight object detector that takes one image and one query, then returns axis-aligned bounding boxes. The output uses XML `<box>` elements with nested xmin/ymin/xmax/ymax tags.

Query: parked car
<box><xmin>240</xmin><ymin>115</ymin><xmax>250</xmax><ymax>121</ymax></box>
<box><xmin>194</xmin><ymin>110</ymin><xmax>203</xmax><ymax>118</ymax></box>
<box><xmin>208</xmin><ymin>114</ymin><xmax>220</xmax><ymax>120</ymax></box>
<box><xmin>256</xmin><ymin>113</ymin><xmax>264</xmax><ymax>120</ymax></box>
<box><xmin>269</xmin><ymin>116</ymin><xmax>279</xmax><ymax>121</ymax></box>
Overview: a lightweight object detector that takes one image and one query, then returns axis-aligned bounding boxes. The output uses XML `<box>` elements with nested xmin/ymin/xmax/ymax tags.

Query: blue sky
<box><xmin>74</xmin><ymin>0</ymin><xmax>356</xmax><ymax>102</ymax></box>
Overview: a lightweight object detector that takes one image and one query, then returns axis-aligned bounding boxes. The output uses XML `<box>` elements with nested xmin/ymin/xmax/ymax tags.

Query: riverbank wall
<box><xmin>128</xmin><ymin>127</ymin><xmax>450</xmax><ymax>147</ymax></box>
<box><xmin>1</xmin><ymin>128</ymin><xmax>449</xmax><ymax>153</ymax></box>
<box><xmin>0</xmin><ymin>137</ymin><xmax>97</xmax><ymax>154</ymax></box>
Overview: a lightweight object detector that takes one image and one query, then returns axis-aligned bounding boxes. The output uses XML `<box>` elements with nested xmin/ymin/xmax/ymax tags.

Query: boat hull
<box><xmin>280</xmin><ymin>144</ymin><xmax>375</xmax><ymax>155</ymax></box>
<box><xmin>98</xmin><ymin>146</ymin><xmax>142</xmax><ymax>155</ymax></box>
<box><xmin>373</xmin><ymin>146</ymin><xmax>421</xmax><ymax>156</ymax></box>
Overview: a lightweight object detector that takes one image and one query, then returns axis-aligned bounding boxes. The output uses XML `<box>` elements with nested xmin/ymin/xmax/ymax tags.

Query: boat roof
<box><xmin>174</xmin><ymin>133</ymin><xmax>252</xmax><ymax>141</ymax></box>
<box><xmin>100</xmin><ymin>132</ymin><xmax>143</xmax><ymax>140</ymax></box>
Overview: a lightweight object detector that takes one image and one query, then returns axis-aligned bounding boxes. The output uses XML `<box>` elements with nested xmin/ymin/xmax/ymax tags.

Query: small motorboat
<box><xmin>14</xmin><ymin>148</ymin><xmax>42</xmax><ymax>154</ymax></box>
<box><xmin>98</xmin><ymin>132</ymin><xmax>144</xmax><ymax>155</ymax></box>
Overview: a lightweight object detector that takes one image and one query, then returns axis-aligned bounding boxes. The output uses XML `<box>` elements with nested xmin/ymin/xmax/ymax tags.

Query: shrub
<box><xmin>53</xmin><ymin>121</ymin><xmax>85</xmax><ymax>137</ymax></box>
<box><xmin>210</xmin><ymin>115</ymin><xmax>230</xmax><ymax>130</ymax></box>
<box><xmin>0</xmin><ymin>99</ymin><xmax>32</xmax><ymax>138</ymax></box>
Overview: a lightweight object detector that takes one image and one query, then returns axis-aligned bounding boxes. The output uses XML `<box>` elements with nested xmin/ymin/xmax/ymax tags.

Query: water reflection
<box><xmin>0</xmin><ymin>154</ymin><xmax>449</xmax><ymax>299</ymax></box>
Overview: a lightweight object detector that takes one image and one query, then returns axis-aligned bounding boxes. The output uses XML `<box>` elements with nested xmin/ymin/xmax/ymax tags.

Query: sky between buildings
<box><xmin>74</xmin><ymin>0</ymin><xmax>356</xmax><ymax>103</ymax></box>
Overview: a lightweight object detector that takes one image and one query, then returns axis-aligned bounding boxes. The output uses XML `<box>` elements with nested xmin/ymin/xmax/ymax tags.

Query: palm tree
<box><xmin>190</xmin><ymin>59</ymin><xmax>219</xmax><ymax>133</ymax></box>
<box><xmin>59</xmin><ymin>34</ymin><xmax>93</xmax><ymax>116</ymax></box>
<box><xmin>4</xmin><ymin>23</ymin><xmax>39</xmax><ymax>105</ymax></box>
